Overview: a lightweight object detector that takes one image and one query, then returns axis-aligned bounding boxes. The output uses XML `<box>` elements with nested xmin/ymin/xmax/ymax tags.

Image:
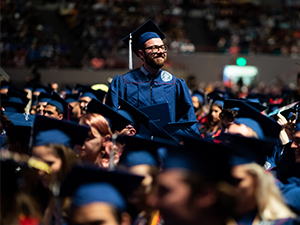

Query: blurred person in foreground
<box><xmin>60</xmin><ymin>165</ymin><xmax>144</xmax><ymax>225</ymax></box>
<box><xmin>150</xmin><ymin>136</ymin><xmax>237</xmax><ymax>225</ymax></box>
<box><xmin>218</xmin><ymin>101</ymin><xmax>298</xmax><ymax>224</ymax></box>
<box><xmin>27</xmin><ymin>115</ymin><xmax>89</xmax><ymax>224</ymax></box>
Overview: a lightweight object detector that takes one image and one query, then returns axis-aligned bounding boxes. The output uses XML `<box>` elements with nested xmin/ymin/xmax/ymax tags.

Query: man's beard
<box><xmin>145</xmin><ymin>53</ymin><xmax>166</xmax><ymax>69</ymax></box>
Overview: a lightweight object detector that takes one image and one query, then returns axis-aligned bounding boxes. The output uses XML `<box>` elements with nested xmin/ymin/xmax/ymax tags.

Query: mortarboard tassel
<box><xmin>129</xmin><ymin>33</ymin><xmax>133</xmax><ymax>70</ymax></box>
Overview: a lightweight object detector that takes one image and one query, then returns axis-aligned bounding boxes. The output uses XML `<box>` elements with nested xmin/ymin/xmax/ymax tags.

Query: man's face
<box><xmin>71</xmin><ymin>202</ymin><xmax>119</xmax><ymax>225</ymax></box>
<box><xmin>153</xmin><ymin>169</ymin><xmax>197</xmax><ymax>225</ymax></box>
<box><xmin>36</xmin><ymin>102</ymin><xmax>47</xmax><ymax>115</ymax></box>
<box><xmin>142</xmin><ymin>38</ymin><xmax>167</xmax><ymax>69</ymax></box>
<box><xmin>291</xmin><ymin>131</ymin><xmax>300</xmax><ymax>163</ymax></box>
<box><xmin>79</xmin><ymin>96</ymin><xmax>92</xmax><ymax>114</ymax></box>
<box><xmin>44</xmin><ymin>104</ymin><xmax>63</xmax><ymax>120</ymax></box>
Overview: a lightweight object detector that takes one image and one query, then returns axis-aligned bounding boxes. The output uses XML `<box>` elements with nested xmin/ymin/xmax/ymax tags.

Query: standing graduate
<box><xmin>105</xmin><ymin>19</ymin><xmax>198</xmax><ymax>134</ymax></box>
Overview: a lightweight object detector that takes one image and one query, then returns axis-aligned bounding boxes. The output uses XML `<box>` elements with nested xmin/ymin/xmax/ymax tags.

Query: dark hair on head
<box><xmin>220</xmin><ymin>108</ymin><xmax>239</xmax><ymax>120</ymax></box>
<box><xmin>297</xmin><ymin>71</ymin><xmax>300</xmax><ymax>79</ymax></box>
<box><xmin>212</xmin><ymin>102</ymin><xmax>223</xmax><ymax>110</ymax></box>
<box><xmin>182</xmin><ymin>171</ymin><xmax>236</xmax><ymax>219</ymax></box>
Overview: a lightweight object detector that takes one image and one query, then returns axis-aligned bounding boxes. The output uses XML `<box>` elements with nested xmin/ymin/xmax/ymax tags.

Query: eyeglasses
<box><xmin>144</xmin><ymin>44</ymin><xmax>168</xmax><ymax>53</ymax></box>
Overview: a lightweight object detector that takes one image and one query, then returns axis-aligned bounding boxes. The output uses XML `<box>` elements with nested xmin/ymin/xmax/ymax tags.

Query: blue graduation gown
<box><xmin>106</xmin><ymin>68</ymin><xmax>199</xmax><ymax>134</ymax></box>
<box><xmin>280</xmin><ymin>177</ymin><xmax>300</xmax><ymax>214</ymax></box>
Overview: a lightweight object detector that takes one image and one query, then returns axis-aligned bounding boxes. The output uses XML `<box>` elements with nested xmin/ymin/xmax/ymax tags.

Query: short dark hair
<box><xmin>220</xmin><ymin>108</ymin><xmax>239</xmax><ymax>120</ymax></box>
<box><xmin>182</xmin><ymin>171</ymin><xmax>236</xmax><ymax>219</ymax></box>
<box><xmin>48</xmin><ymin>103</ymin><xmax>63</xmax><ymax>116</ymax></box>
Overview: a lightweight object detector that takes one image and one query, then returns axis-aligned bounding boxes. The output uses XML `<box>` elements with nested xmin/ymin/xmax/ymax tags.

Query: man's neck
<box><xmin>143</xmin><ymin>64</ymin><xmax>160</xmax><ymax>75</ymax></box>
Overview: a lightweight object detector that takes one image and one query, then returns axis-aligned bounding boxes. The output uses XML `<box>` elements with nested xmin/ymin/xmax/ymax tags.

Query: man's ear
<box><xmin>138</xmin><ymin>49</ymin><xmax>145</xmax><ymax>62</ymax></box>
<box><xmin>195</xmin><ymin>186</ymin><xmax>217</xmax><ymax>209</ymax></box>
<box><xmin>128</xmin><ymin>127</ymin><xmax>136</xmax><ymax>136</ymax></box>
<box><xmin>58</xmin><ymin>114</ymin><xmax>64</xmax><ymax>120</ymax></box>
<box><xmin>121</xmin><ymin>212</ymin><xmax>132</xmax><ymax>225</ymax></box>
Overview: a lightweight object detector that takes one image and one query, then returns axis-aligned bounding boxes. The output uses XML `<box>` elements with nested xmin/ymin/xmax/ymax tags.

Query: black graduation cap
<box><xmin>0</xmin><ymin>80</ymin><xmax>10</xmax><ymax>90</ymax></box>
<box><xmin>236</xmin><ymin>102</ymin><xmax>281</xmax><ymax>140</ymax></box>
<box><xmin>139</xmin><ymin>103</ymin><xmax>171</xmax><ymax>128</ymax></box>
<box><xmin>163</xmin><ymin>135</ymin><xmax>234</xmax><ymax>184</ymax></box>
<box><xmin>59</xmin><ymin>165</ymin><xmax>144</xmax><ymax>211</ymax></box>
<box><xmin>6</xmin><ymin>88</ymin><xmax>29</xmax><ymax>104</ymax></box>
<box><xmin>65</xmin><ymin>93</ymin><xmax>80</xmax><ymax>104</ymax></box>
<box><xmin>1</xmin><ymin>94</ymin><xmax>9</xmax><ymax>101</ymax></box>
<box><xmin>1</xmin><ymin>81</ymin><xmax>25</xmax><ymax>94</ymax></box>
<box><xmin>4</xmin><ymin>112</ymin><xmax>35</xmax><ymax>146</ymax></box>
<box><xmin>1</xmin><ymin>89</ymin><xmax>29</xmax><ymax>113</ymax></box>
<box><xmin>117</xmin><ymin>135</ymin><xmax>179</xmax><ymax>167</ymax></box>
<box><xmin>61</xmin><ymin>85</ymin><xmax>73</xmax><ymax>95</ymax></box>
<box><xmin>74</xmin><ymin>83</ymin><xmax>86</xmax><ymax>92</ymax></box>
<box><xmin>47</xmin><ymin>92</ymin><xmax>70</xmax><ymax>117</ymax></box>
<box><xmin>144</xmin><ymin>121</ymin><xmax>180</xmax><ymax>145</ymax></box>
<box><xmin>32</xmin><ymin>115</ymin><xmax>90</xmax><ymax>148</ymax></box>
<box><xmin>79</xmin><ymin>85</ymin><xmax>106</xmax><ymax>103</ymax></box>
<box><xmin>37</xmin><ymin>92</ymin><xmax>52</xmax><ymax>103</ymax></box>
<box><xmin>207</xmin><ymin>90</ymin><xmax>235</xmax><ymax>102</ymax></box>
<box><xmin>118</xmin><ymin>97</ymin><xmax>150</xmax><ymax>133</ymax></box>
<box><xmin>215</xmin><ymin>133</ymin><xmax>275</xmax><ymax>166</ymax></box>
<box><xmin>163</xmin><ymin>121</ymin><xmax>197</xmax><ymax>135</ymax></box>
<box><xmin>267</xmin><ymin>101</ymin><xmax>299</xmax><ymax>120</ymax></box>
<box><xmin>224</xmin><ymin>99</ymin><xmax>267</xmax><ymax>112</ymax></box>
<box><xmin>86</xmin><ymin>99</ymin><xmax>131</xmax><ymax>132</ymax></box>
<box><xmin>32</xmin><ymin>83</ymin><xmax>53</xmax><ymax>94</ymax></box>
<box><xmin>122</xmin><ymin>19</ymin><xmax>166</xmax><ymax>57</ymax></box>
<box><xmin>246</xmin><ymin>93</ymin><xmax>269</xmax><ymax>105</ymax></box>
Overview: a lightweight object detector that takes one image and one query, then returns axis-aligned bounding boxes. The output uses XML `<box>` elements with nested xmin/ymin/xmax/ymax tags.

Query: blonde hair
<box><xmin>243</xmin><ymin>163</ymin><xmax>295</xmax><ymax>220</ymax></box>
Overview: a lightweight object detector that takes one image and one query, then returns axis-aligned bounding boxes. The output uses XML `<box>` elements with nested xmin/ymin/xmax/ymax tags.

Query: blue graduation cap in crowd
<box><xmin>0</xmin><ymin>80</ymin><xmax>9</xmax><ymax>91</ymax></box>
<box><xmin>1</xmin><ymin>89</ymin><xmax>29</xmax><ymax>113</ymax></box>
<box><xmin>31</xmin><ymin>115</ymin><xmax>90</xmax><ymax>148</ymax></box>
<box><xmin>32</xmin><ymin>83</ymin><xmax>53</xmax><ymax>94</ymax></box>
<box><xmin>192</xmin><ymin>90</ymin><xmax>205</xmax><ymax>104</ymax></box>
<box><xmin>236</xmin><ymin>102</ymin><xmax>281</xmax><ymax>140</ymax></box>
<box><xmin>117</xmin><ymin>135</ymin><xmax>179</xmax><ymax>168</ymax></box>
<box><xmin>246</xmin><ymin>93</ymin><xmax>269</xmax><ymax>105</ymax></box>
<box><xmin>59</xmin><ymin>165</ymin><xmax>144</xmax><ymax>211</ymax></box>
<box><xmin>47</xmin><ymin>92</ymin><xmax>70</xmax><ymax>118</ymax></box>
<box><xmin>212</xmin><ymin>95</ymin><xmax>225</xmax><ymax>107</ymax></box>
<box><xmin>37</xmin><ymin>92</ymin><xmax>52</xmax><ymax>103</ymax></box>
<box><xmin>4</xmin><ymin>112</ymin><xmax>35</xmax><ymax>127</ymax></box>
<box><xmin>4</xmin><ymin>112</ymin><xmax>35</xmax><ymax>147</ymax></box>
<box><xmin>118</xmin><ymin>97</ymin><xmax>150</xmax><ymax>133</ymax></box>
<box><xmin>216</xmin><ymin>133</ymin><xmax>276</xmax><ymax>166</ymax></box>
<box><xmin>122</xmin><ymin>19</ymin><xmax>166</xmax><ymax>58</ymax></box>
<box><xmin>64</xmin><ymin>93</ymin><xmax>80</xmax><ymax>104</ymax></box>
<box><xmin>86</xmin><ymin>98</ymin><xmax>131</xmax><ymax>132</ymax></box>
<box><xmin>61</xmin><ymin>85</ymin><xmax>72</xmax><ymax>95</ymax></box>
<box><xmin>79</xmin><ymin>85</ymin><xmax>106</xmax><ymax>103</ymax></box>
<box><xmin>163</xmin><ymin>135</ymin><xmax>234</xmax><ymax>184</ymax></box>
